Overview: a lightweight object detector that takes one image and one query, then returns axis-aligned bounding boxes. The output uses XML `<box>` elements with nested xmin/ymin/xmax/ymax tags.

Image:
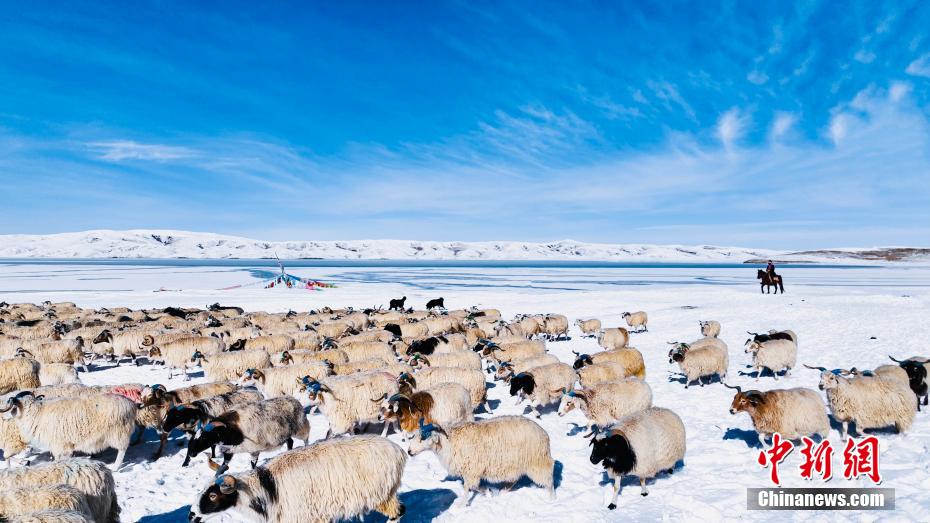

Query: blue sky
<box><xmin>2</xmin><ymin>1</ymin><xmax>930</xmax><ymax>248</ymax></box>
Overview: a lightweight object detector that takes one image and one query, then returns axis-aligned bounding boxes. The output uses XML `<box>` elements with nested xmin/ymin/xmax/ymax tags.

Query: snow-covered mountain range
<box><xmin>0</xmin><ymin>230</ymin><xmax>926</xmax><ymax>263</ymax></box>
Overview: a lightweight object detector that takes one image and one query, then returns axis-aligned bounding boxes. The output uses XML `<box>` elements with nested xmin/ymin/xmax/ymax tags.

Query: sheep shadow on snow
<box><xmin>737</xmin><ymin>368</ymin><xmax>790</xmax><ymax>380</ymax></box>
<box><xmin>827</xmin><ymin>415</ymin><xmax>900</xmax><ymax>439</ymax></box>
<box><xmin>723</xmin><ymin>428</ymin><xmax>829</xmax><ymax>449</ymax></box>
<box><xmin>597</xmin><ymin>459</ymin><xmax>683</xmax><ymax>488</ymax></box>
<box><xmin>666</xmin><ymin>374</ymin><xmax>725</xmax><ymax>387</ymax></box>
<box><xmin>566</xmin><ymin>422</ymin><xmax>589</xmax><ymax>437</ymax></box>
<box><xmin>138</xmin><ymin>506</ymin><xmax>190</xmax><ymax>523</ymax></box>
<box><xmin>359</xmin><ymin>488</ymin><xmax>457</xmax><ymax>523</ymax></box>
<box><xmin>723</xmin><ymin>427</ymin><xmax>764</xmax><ymax>449</ymax></box>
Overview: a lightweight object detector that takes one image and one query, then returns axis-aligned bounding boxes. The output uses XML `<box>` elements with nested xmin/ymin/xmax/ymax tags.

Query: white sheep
<box><xmin>402</xmin><ymin>367</ymin><xmax>487</xmax><ymax>411</ymax></box>
<box><xmin>699</xmin><ymin>320</ymin><xmax>721</xmax><ymax>338</ymax></box>
<box><xmin>279</xmin><ymin>348</ymin><xmax>349</xmax><ymax>365</ymax></box>
<box><xmin>806</xmin><ymin>365</ymin><xmax>917</xmax><ymax>440</ymax></box>
<box><xmin>745</xmin><ymin>339</ymin><xmax>797</xmax><ymax>380</ymax></box>
<box><xmin>0</xmin><ymin>357</ymin><xmax>41</xmax><ymax>395</ymax></box>
<box><xmin>1</xmin><ymin>391</ymin><xmax>136</xmax><ymax>469</ymax></box>
<box><xmin>149</xmin><ymin>336</ymin><xmax>225</xmax><ymax>379</ymax></box>
<box><xmin>597</xmin><ymin>328</ymin><xmax>629</xmax><ymax>350</ymax></box>
<box><xmin>725</xmin><ymin>384</ymin><xmax>829</xmax><ymax>447</ymax></box>
<box><xmin>589</xmin><ymin>407</ymin><xmax>686</xmax><ymax>509</ymax></box>
<box><xmin>508</xmin><ymin>362</ymin><xmax>578</xmax><ymax>418</ymax></box>
<box><xmin>574</xmin><ymin>318</ymin><xmax>601</xmax><ymax>337</ymax></box>
<box><xmin>541</xmin><ymin>314</ymin><xmax>569</xmax><ymax>340</ymax></box>
<box><xmin>300</xmin><ymin>371</ymin><xmax>399</xmax><ymax>438</ymax></box>
<box><xmin>557</xmin><ymin>378</ymin><xmax>653</xmax><ymax>434</ymax></box>
<box><xmin>493</xmin><ymin>353</ymin><xmax>561</xmax><ymax>382</ymax></box>
<box><xmin>0</xmin><ymin>485</ymin><xmax>93</xmax><ymax>521</ymax></box>
<box><xmin>667</xmin><ymin>340</ymin><xmax>729</xmax><ymax>388</ymax></box>
<box><xmin>189</xmin><ymin>435</ymin><xmax>406</xmax><ymax>523</ymax></box>
<box><xmin>621</xmin><ymin>311</ymin><xmax>648</xmax><ymax>333</ymax></box>
<box><xmin>6</xmin><ymin>509</ymin><xmax>92</xmax><ymax>522</ymax></box>
<box><xmin>15</xmin><ymin>339</ymin><xmax>86</xmax><ymax>372</ymax></box>
<box><xmin>0</xmin><ymin>415</ymin><xmax>30</xmax><ymax>468</ymax></box>
<box><xmin>572</xmin><ymin>348</ymin><xmax>646</xmax><ymax>380</ymax></box>
<box><xmin>575</xmin><ymin>361</ymin><xmax>627</xmax><ymax>388</ymax></box>
<box><xmin>38</xmin><ymin>363</ymin><xmax>80</xmax><ymax>386</ymax></box>
<box><xmin>239</xmin><ymin>362</ymin><xmax>331</xmax><ymax>398</ymax></box>
<box><xmin>199</xmin><ymin>350</ymin><xmax>272</xmax><ymax>381</ymax></box>
<box><xmin>407</xmin><ymin>415</ymin><xmax>555</xmax><ymax>505</ymax></box>
<box><xmin>237</xmin><ymin>334</ymin><xmax>295</xmax><ymax>353</ymax></box>
<box><xmin>0</xmin><ymin>458</ymin><xmax>119</xmax><ymax>523</ymax></box>
<box><xmin>407</xmin><ymin>350</ymin><xmax>482</xmax><ymax>371</ymax></box>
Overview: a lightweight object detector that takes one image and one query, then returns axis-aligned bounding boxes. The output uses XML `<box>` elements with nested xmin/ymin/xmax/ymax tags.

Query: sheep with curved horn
<box><xmin>725</xmin><ymin>382</ymin><xmax>829</xmax><ymax>447</ymax></box>
<box><xmin>805</xmin><ymin>362</ymin><xmax>916</xmax><ymax>439</ymax></box>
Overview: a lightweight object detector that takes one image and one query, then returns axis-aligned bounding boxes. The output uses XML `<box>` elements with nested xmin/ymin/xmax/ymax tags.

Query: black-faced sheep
<box><xmin>589</xmin><ymin>407</ymin><xmax>685</xmax><ymax>509</ymax></box>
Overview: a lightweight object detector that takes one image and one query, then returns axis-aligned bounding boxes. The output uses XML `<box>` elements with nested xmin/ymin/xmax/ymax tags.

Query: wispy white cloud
<box><xmin>889</xmin><ymin>81</ymin><xmax>911</xmax><ymax>103</ymax></box>
<box><xmin>827</xmin><ymin>113</ymin><xmax>849</xmax><ymax>145</ymax></box>
<box><xmin>4</xmin><ymin>83</ymin><xmax>930</xmax><ymax>248</ymax></box>
<box><xmin>906</xmin><ymin>53</ymin><xmax>930</xmax><ymax>78</ymax></box>
<box><xmin>853</xmin><ymin>49</ymin><xmax>876</xmax><ymax>64</ymax></box>
<box><xmin>576</xmin><ymin>87</ymin><xmax>642</xmax><ymax>120</ymax></box>
<box><xmin>747</xmin><ymin>70</ymin><xmax>769</xmax><ymax>85</ymax></box>
<box><xmin>769</xmin><ymin>112</ymin><xmax>797</xmax><ymax>141</ymax></box>
<box><xmin>88</xmin><ymin>140</ymin><xmax>196</xmax><ymax>161</ymax></box>
<box><xmin>645</xmin><ymin>80</ymin><xmax>697</xmax><ymax>121</ymax></box>
<box><xmin>717</xmin><ymin>108</ymin><xmax>748</xmax><ymax>150</ymax></box>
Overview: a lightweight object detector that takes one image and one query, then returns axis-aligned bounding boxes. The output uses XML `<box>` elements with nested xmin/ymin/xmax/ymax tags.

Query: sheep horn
<box><xmin>723</xmin><ymin>383</ymin><xmax>742</xmax><ymax>393</ymax></box>
<box><xmin>803</xmin><ymin>364</ymin><xmax>827</xmax><ymax>372</ymax></box>
<box><xmin>371</xmin><ymin>393</ymin><xmax>388</xmax><ymax>403</ymax></box>
<box><xmin>0</xmin><ymin>400</ymin><xmax>15</xmax><ymax>413</ymax></box>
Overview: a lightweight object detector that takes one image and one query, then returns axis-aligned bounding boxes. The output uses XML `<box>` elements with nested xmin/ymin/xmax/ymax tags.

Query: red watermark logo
<box><xmin>757</xmin><ymin>435</ymin><xmax>881</xmax><ymax>485</ymax></box>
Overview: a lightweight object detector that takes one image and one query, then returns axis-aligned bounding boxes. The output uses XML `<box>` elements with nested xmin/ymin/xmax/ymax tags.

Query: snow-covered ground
<box><xmin>5</xmin><ymin>229</ymin><xmax>925</xmax><ymax>264</ymax></box>
<box><xmin>2</xmin><ymin>261</ymin><xmax>929</xmax><ymax>522</ymax></box>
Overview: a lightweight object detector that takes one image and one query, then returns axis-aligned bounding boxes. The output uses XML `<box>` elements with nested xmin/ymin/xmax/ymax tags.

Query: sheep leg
<box><xmin>772</xmin><ymin>368</ymin><xmax>779</xmax><ymax>381</ymax></box>
<box><xmin>250</xmin><ymin>453</ymin><xmax>259</xmax><ymax>468</ymax></box>
<box><xmin>840</xmin><ymin>422</ymin><xmax>848</xmax><ymax>441</ymax></box>
<box><xmin>286</xmin><ymin>438</ymin><xmax>294</xmax><ymax>450</ymax></box>
<box><xmin>380</xmin><ymin>423</ymin><xmax>390</xmax><ymax>437</ymax></box>
<box><xmin>531</xmin><ymin>401</ymin><xmax>541</xmax><ymax>419</ymax></box>
<box><xmin>152</xmin><ymin>432</ymin><xmax>167</xmax><ymax>460</ymax></box>
<box><xmin>755</xmin><ymin>367</ymin><xmax>761</xmax><ymax>382</ymax></box>
<box><xmin>463</xmin><ymin>479</ymin><xmax>481</xmax><ymax>506</ymax></box>
<box><xmin>112</xmin><ymin>447</ymin><xmax>127</xmax><ymax>470</ymax></box>
<box><xmin>607</xmin><ymin>475</ymin><xmax>622</xmax><ymax>510</ymax></box>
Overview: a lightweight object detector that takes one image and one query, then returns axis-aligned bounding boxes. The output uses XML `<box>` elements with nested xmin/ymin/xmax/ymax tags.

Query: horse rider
<box><xmin>766</xmin><ymin>260</ymin><xmax>777</xmax><ymax>279</ymax></box>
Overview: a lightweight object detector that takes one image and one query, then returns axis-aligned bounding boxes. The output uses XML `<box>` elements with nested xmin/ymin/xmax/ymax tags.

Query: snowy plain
<box><xmin>1</xmin><ymin>260</ymin><xmax>929</xmax><ymax>522</ymax></box>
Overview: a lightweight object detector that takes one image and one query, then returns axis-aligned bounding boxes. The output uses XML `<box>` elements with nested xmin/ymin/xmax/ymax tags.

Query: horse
<box><xmin>757</xmin><ymin>270</ymin><xmax>784</xmax><ymax>294</ymax></box>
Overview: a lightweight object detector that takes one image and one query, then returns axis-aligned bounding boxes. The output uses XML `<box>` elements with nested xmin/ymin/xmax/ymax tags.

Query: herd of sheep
<box><xmin>0</xmin><ymin>298</ymin><xmax>927</xmax><ymax>521</ymax></box>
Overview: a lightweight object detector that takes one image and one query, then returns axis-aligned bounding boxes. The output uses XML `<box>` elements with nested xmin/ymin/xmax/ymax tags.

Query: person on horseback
<box><xmin>766</xmin><ymin>260</ymin><xmax>776</xmax><ymax>279</ymax></box>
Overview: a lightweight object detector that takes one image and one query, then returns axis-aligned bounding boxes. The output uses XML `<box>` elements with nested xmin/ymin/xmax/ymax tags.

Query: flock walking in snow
<box><xmin>0</xmin><ymin>297</ymin><xmax>927</xmax><ymax>521</ymax></box>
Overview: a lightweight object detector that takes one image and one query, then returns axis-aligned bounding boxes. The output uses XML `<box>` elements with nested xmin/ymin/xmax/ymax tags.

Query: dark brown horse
<box><xmin>757</xmin><ymin>269</ymin><xmax>784</xmax><ymax>294</ymax></box>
